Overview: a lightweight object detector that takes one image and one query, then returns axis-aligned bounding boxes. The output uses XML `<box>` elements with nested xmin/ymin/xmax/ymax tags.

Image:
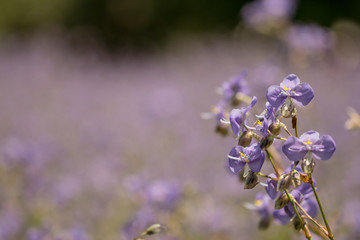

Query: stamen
<box><xmin>303</xmin><ymin>139</ymin><xmax>313</xmax><ymax>145</ymax></box>
<box><xmin>256</xmin><ymin>119</ymin><xmax>263</xmax><ymax>126</ymax></box>
<box><xmin>254</xmin><ymin>200</ymin><xmax>263</xmax><ymax>206</ymax></box>
<box><xmin>282</xmin><ymin>87</ymin><xmax>291</xmax><ymax>91</ymax></box>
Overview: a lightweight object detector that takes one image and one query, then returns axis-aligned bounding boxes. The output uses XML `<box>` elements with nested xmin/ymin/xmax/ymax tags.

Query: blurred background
<box><xmin>0</xmin><ymin>0</ymin><xmax>359</xmax><ymax>239</ymax></box>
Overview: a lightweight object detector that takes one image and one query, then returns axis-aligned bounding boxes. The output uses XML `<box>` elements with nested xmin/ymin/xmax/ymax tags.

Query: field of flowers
<box><xmin>0</xmin><ymin>2</ymin><xmax>359</xmax><ymax>239</ymax></box>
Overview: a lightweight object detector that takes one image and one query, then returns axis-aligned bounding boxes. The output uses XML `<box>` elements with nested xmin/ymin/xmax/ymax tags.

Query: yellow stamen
<box><xmin>303</xmin><ymin>139</ymin><xmax>312</xmax><ymax>145</ymax></box>
<box><xmin>282</xmin><ymin>87</ymin><xmax>291</xmax><ymax>91</ymax></box>
<box><xmin>256</xmin><ymin>120</ymin><xmax>263</xmax><ymax>126</ymax></box>
<box><xmin>238</xmin><ymin>151</ymin><xmax>248</xmax><ymax>162</ymax></box>
<box><xmin>254</xmin><ymin>200</ymin><xmax>263</xmax><ymax>206</ymax></box>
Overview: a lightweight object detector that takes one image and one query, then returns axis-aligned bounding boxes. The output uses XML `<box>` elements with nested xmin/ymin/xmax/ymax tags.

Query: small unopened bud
<box><xmin>276</xmin><ymin>174</ymin><xmax>291</xmax><ymax>192</ymax></box>
<box><xmin>258</xmin><ymin>217</ymin><xmax>271</xmax><ymax>230</ymax></box>
<box><xmin>259</xmin><ymin>135</ymin><xmax>273</xmax><ymax>149</ymax></box>
<box><xmin>281</xmin><ymin>100</ymin><xmax>295</xmax><ymax>118</ymax></box>
<box><xmin>238</xmin><ymin>167</ymin><xmax>246</xmax><ymax>182</ymax></box>
<box><xmin>140</xmin><ymin>224</ymin><xmax>166</xmax><ymax>237</ymax></box>
<box><xmin>215</xmin><ymin>124</ymin><xmax>228</xmax><ymax>136</ymax></box>
<box><xmin>274</xmin><ymin>192</ymin><xmax>289</xmax><ymax>209</ymax></box>
<box><xmin>238</xmin><ymin>131</ymin><xmax>252</xmax><ymax>147</ymax></box>
<box><xmin>244</xmin><ymin>170</ymin><xmax>258</xmax><ymax>189</ymax></box>
<box><xmin>269</xmin><ymin>121</ymin><xmax>281</xmax><ymax>135</ymax></box>
<box><xmin>291</xmin><ymin>170</ymin><xmax>301</xmax><ymax>188</ymax></box>
<box><xmin>292</xmin><ymin>216</ymin><xmax>304</xmax><ymax>231</ymax></box>
<box><xmin>301</xmin><ymin>157</ymin><xmax>316</xmax><ymax>175</ymax></box>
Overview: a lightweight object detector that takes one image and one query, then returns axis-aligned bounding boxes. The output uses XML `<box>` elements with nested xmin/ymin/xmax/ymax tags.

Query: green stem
<box><xmin>284</xmin><ymin>189</ymin><xmax>311</xmax><ymax>239</ymax></box>
<box><xmin>265</xmin><ymin>149</ymin><xmax>280</xmax><ymax>177</ymax></box>
<box><xmin>310</xmin><ymin>180</ymin><xmax>334</xmax><ymax>240</ymax></box>
<box><xmin>256</xmin><ymin>172</ymin><xmax>277</xmax><ymax>181</ymax></box>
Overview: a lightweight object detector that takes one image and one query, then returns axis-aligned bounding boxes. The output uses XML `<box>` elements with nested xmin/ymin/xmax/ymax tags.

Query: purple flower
<box><xmin>229</xmin><ymin>96</ymin><xmax>257</xmax><ymax>136</ymax></box>
<box><xmin>282</xmin><ymin>130</ymin><xmax>336</xmax><ymax>161</ymax></box>
<box><xmin>245</xmin><ymin>192</ymin><xmax>271</xmax><ymax>229</ymax></box>
<box><xmin>228</xmin><ymin>143</ymin><xmax>265</xmax><ymax>173</ymax></box>
<box><xmin>221</xmin><ymin>71</ymin><xmax>249</xmax><ymax>102</ymax></box>
<box><xmin>266</xmin><ymin>74</ymin><xmax>314</xmax><ymax>108</ymax></box>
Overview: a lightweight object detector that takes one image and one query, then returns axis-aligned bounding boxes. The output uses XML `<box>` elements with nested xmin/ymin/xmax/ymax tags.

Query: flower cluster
<box><xmin>209</xmin><ymin>73</ymin><xmax>337</xmax><ymax>239</ymax></box>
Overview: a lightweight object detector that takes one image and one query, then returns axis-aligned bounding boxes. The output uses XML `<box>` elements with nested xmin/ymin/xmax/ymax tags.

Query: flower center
<box><xmin>254</xmin><ymin>200</ymin><xmax>263</xmax><ymax>206</ymax></box>
<box><xmin>256</xmin><ymin>119</ymin><xmax>263</xmax><ymax>126</ymax></box>
<box><xmin>303</xmin><ymin>139</ymin><xmax>313</xmax><ymax>145</ymax></box>
<box><xmin>282</xmin><ymin>87</ymin><xmax>291</xmax><ymax>91</ymax></box>
<box><xmin>238</xmin><ymin>151</ymin><xmax>248</xmax><ymax>162</ymax></box>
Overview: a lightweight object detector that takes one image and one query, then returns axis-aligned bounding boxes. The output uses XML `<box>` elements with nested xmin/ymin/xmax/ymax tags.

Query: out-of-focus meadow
<box><xmin>0</xmin><ymin>0</ymin><xmax>360</xmax><ymax>239</ymax></box>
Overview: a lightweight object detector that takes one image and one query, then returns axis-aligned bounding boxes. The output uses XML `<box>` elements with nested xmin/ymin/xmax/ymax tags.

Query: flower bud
<box><xmin>269</xmin><ymin>121</ymin><xmax>281</xmax><ymax>135</ymax></box>
<box><xmin>291</xmin><ymin>170</ymin><xmax>301</xmax><ymax>188</ymax></box>
<box><xmin>258</xmin><ymin>217</ymin><xmax>271</xmax><ymax>230</ymax></box>
<box><xmin>238</xmin><ymin>166</ymin><xmax>246</xmax><ymax>182</ymax></box>
<box><xmin>141</xmin><ymin>224</ymin><xmax>167</xmax><ymax>236</ymax></box>
<box><xmin>238</xmin><ymin>131</ymin><xmax>252</xmax><ymax>147</ymax></box>
<box><xmin>301</xmin><ymin>157</ymin><xmax>316</xmax><ymax>175</ymax></box>
<box><xmin>244</xmin><ymin>170</ymin><xmax>258</xmax><ymax>189</ymax></box>
<box><xmin>292</xmin><ymin>216</ymin><xmax>303</xmax><ymax>231</ymax></box>
<box><xmin>281</xmin><ymin>100</ymin><xmax>295</xmax><ymax>118</ymax></box>
<box><xmin>215</xmin><ymin>124</ymin><xmax>228</xmax><ymax>136</ymax></box>
<box><xmin>274</xmin><ymin>192</ymin><xmax>289</xmax><ymax>209</ymax></box>
<box><xmin>276</xmin><ymin>174</ymin><xmax>291</xmax><ymax>192</ymax></box>
<box><xmin>259</xmin><ymin>135</ymin><xmax>273</xmax><ymax>149</ymax></box>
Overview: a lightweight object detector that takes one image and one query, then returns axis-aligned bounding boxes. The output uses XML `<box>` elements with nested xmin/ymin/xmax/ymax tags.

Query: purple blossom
<box><xmin>221</xmin><ymin>71</ymin><xmax>249</xmax><ymax>102</ymax></box>
<box><xmin>266</xmin><ymin>74</ymin><xmax>314</xmax><ymax>108</ymax></box>
<box><xmin>282</xmin><ymin>130</ymin><xmax>336</xmax><ymax>161</ymax></box>
<box><xmin>228</xmin><ymin>143</ymin><xmax>265</xmax><ymax>173</ymax></box>
<box><xmin>229</xmin><ymin>96</ymin><xmax>257</xmax><ymax>136</ymax></box>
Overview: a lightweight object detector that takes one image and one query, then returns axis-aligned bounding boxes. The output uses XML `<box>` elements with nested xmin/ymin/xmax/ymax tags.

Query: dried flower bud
<box><xmin>215</xmin><ymin>124</ymin><xmax>228</xmax><ymax>136</ymax></box>
<box><xmin>301</xmin><ymin>157</ymin><xmax>316</xmax><ymax>175</ymax></box>
<box><xmin>274</xmin><ymin>192</ymin><xmax>289</xmax><ymax>209</ymax></box>
<box><xmin>244</xmin><ymin>170</ymin><xmax>258</xmax><ymax>189</ymax></box>
<box><xmin>291</xmin><ymin>170</ymin><xmax>301</xmax><ymax>188</ymax></box>
<box><xmin>258</xmin><ymin>217</ymin><xmax>271</xmax><ymax>230</ymax></box>
<box><xmin>238</xmin><ymin>131</ymin><xmax>252</xmax><ymax>147</ymax></box>
<box><xmin>140</xmin><ymin>224</ymin><xmax>167</xmax><ymax>237</ymax></box>
<box><xmin>276</xmin><ymin>174</ymin><xmax>291</xmax><ymax>192</ymax></box>
<box><xmin>259</xmin><ymin>135</ymin><xmax>273</xmax><ymax>149</ymax></box>
<box><xmin>281</xmin><ymin>100</ymin><xmax>295</xmax><ymax>118</ymax></box>
<box><xmin>292</xmin><ymin>216</ymin><xmax>304</xmax><ymax>231</ymax></box>
<box><xmin>269</xmin><ymin>121</ymin><xmax>281</xmax><ymax>135</ymax></box>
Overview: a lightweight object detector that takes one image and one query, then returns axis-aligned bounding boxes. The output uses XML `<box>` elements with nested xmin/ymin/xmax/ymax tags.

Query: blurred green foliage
<box><xmin>0</xmin><ymin>0</ymin><xmax>359</xmax><ymax>49</ymax></box>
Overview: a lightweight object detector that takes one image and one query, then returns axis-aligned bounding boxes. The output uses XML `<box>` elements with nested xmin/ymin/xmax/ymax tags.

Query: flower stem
<box><xmin>284</xmin><ymin>189</ymin><xmax>311</xmax><ymax>239</ymax></box>
<box><xmin>265</xmin><ymin>149</ymin><xmax>280</xmax><ymax>177</ymax></box>
<box><xmin>256</xmin><ymin>172</ymin><xmax>277</xmax><ymax>181</ymax></box>
<box><xmin>310</xmin><ymin>179</ymin><xmax>334</xmax><ymax>240</ymax></box>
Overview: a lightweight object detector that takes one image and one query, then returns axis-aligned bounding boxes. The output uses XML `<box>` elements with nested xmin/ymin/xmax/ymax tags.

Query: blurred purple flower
<box><xmin>228</xmin><ymin>143</ymin><xmax>265</xmax><ymax>173</ymax></box>
<box><xmin>282</xmin><ymin>130</ymin><xmax>336</xmax><ymax>161</ymax></box>
<box><xmin>283</xmin><ymin>24</ymin><xmax>334</xmax><ymax>53</ymax></box>
<box><xmin>267</xmin><ymin>74</ymin><xmax>314</xmax><ymax>108</ymax></box>
<box><xmin>221</xmin><ymin>71</ymin><xmax>249</xmax><ymax>103</ymax></box>
<box><xmin>145</xmin><ymin>180</ymin><xmax>182</xmax><ymax>210</ymax></box>
<box><xmin>229</xmin><ymin>96</ymin><xmax>257</xmax><ymax>136</ymax></box>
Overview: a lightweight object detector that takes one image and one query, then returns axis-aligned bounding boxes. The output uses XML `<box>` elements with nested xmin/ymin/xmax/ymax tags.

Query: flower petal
<box><xmin>247</xmin><ymin>144</ymin><xmax>265</xmax><ymax>172</ymax></box>
<box><xmin>302</xmin><ymin>198</ymin><xmax>318</xmax><ymax>218</ymax></box>
<box><xmin>273</xmin><ymin>209</ymin><xmax>291</xmax><ymax>225</ymax></box>
<box><xmin>265</xmin><ymin>175</ymin><xmax>278</xmax><ymax>200</ymax></box>
<box><xmin>266</xmin><ymin>85</ymin><xmax>287</xmax><ymax>108</ymax></box>
<box><xmin>280</xmin><ymin>74</ymin><xmax>300</xmax><ymax>89</ymax></box>
<box><xmin>299</xmin><ymin>130</ymin><xmax>320</xmax><ymax>143</ymax></box>
<box><xmin>228</xmin><ymin>147</ymin><xmax>246</xmax><ymax>173</ymax></box>
<box><xmin>282</xmin><ymin>137</ymin><xmax>308</xmax><ymax>161</ymax></box>
<box><xmin>312</xmin><ymin>135</ymin><xmax>336</xmax><ymax>160</ymax></box>
<box><xmin>290</xmin><ymin>82</ymin><xmax>314</xmax><ymax>107</ymax></box>
<box><xmin>229</xmin><ymin>109</ymin><xmax>244</xmax><ymax>136</ymax></box>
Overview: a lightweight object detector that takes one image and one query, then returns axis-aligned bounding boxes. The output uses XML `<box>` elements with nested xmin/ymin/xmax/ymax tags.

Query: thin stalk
<box><xmin>284</xmin><ymin>189</ymin><xmax>311</xmax><ymax>239</ymax></box>
<box><xmin>265</xmin><ymin>149</ymin><xmax>280</xmax><ymax>177</ymax></box>
<box><xmin>294</xmin><ymin>200</ymin><xmax>329</xmax><ymax>236</ymax></box>
<box><xmin>256</xmin><ymin>172</ymin><xmax>277</xmax><ymax>181</ymax></box>
<box><xmin>310</xmin><ymin>180</ymin><xmax>334</xmax><ymax>240</ymax></box>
